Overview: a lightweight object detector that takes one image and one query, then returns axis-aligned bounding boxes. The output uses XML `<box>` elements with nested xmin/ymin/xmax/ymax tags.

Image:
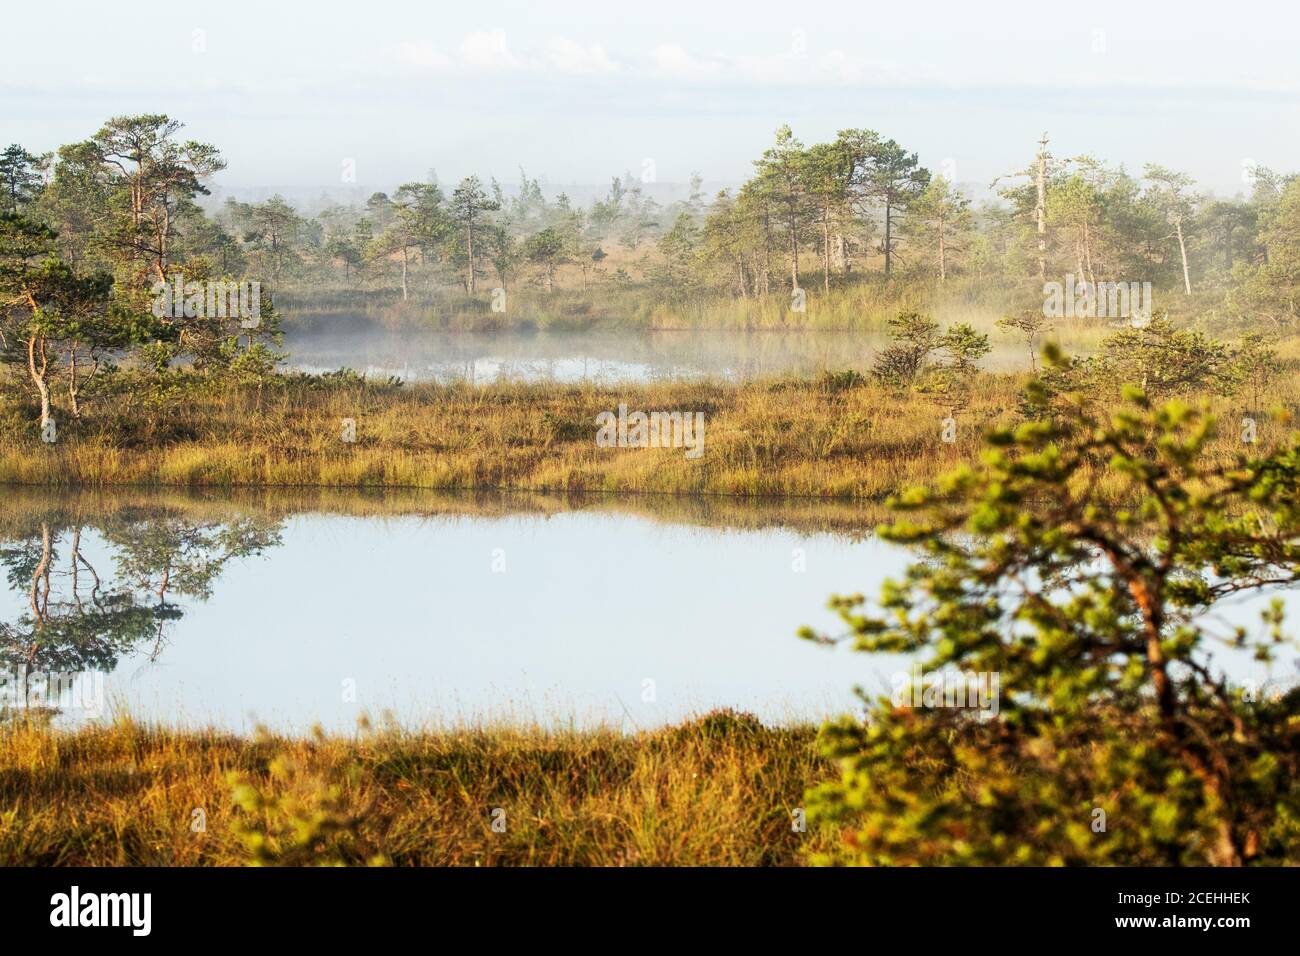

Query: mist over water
<box><xmin>282</xmin><ymin>318</ymin><xmax>1038</xmax><ymax>384</ymax></box>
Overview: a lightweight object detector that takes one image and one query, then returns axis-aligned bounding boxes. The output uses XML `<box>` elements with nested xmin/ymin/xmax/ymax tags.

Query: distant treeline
<box><xmin>4</xmin><ymin>118</ymin><xmax>1299</xmax><ymax>319</ymax></box>
<box><xmin>3</xmin><ymin>115</ymin><xmax>1300</xmax><ymax>429</ymax></box>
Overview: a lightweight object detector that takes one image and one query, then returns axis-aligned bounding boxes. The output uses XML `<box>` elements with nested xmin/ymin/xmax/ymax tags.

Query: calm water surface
<box><xmin>284</xmin><ymin>324</ymin><xmax>1040</xmax><ymax>384</ymax></box>
<box><xmin>1</xmin><ymin>491</ymin><xmax>1290</xmax><ymax>731</ymax></box>
<box><xmin>0</xmin><ymin>493</ymin><xmax>904</xmax><ymax>730</ymax></box>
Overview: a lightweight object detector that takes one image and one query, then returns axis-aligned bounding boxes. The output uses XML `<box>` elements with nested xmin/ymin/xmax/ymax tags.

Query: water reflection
<box><xmin>0</xmin><ymin>508</ymin><xmax>282</xmax><ymax>716</ymax></box>
<box><xmin>4</xmin><ymin>490</ymin><xmax>1288</xmax><ymax>731</ymax></box>
<box><xmin>0</xmin><ymin>491</ymin><xmax>894</xmax><ymax>730</ymax></box>
<box><xmin>284</xmin><ymin>323</ymin><xmax>1039</xmax><ymax>384</ymax></box>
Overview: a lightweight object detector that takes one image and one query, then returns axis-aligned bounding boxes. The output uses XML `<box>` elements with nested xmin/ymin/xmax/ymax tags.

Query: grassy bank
<box><xmin>2</xmin><ymin>370</ymin><xmax>1295</xmax><ymax>499</ymax></box>
<box><xmin>0</xmin><ymin>484</ymin><xmax>891</xmax><ymax>539</ymax></box>
<box><xmin>0</xmin><ymin>713</ymin><xmax>833</xmax><ymax>866</ymax></box>
<box><xmin>1</xmin><ymin>372</ymin><xmax>1019</xmax><ymax>496</ymax></box>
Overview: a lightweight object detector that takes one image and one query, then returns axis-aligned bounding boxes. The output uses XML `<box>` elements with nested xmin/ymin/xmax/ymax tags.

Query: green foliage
<box><xmin>803</xmin><ymin>352</ymin><xmax>1300</xmax><ymax>865</ymax></box>
<box><xmin>906</xmin><ymin>175</ymin><xmax>973</xmax><ymax>280</ymax></box>
<box><xmin>996</xmin><ymin>310</ymin><xmax>1051</xmax><ymax>370</ymax></box>
<box><xmin>1230</xmin><ymin>176</ymin><xmax>1300</xmax><ymax>327</ymax></box>
<box><xmin>912</xmin><ymin>323</ymin><xmax>991</xmax><ymax>414</ymax></box>
<box><xmin>1043</xmin><ymin>318</ymin><xmax>1242</xmax><ymax>402</ymax></box>
<box><xmin>0</xmin><ymin>145</ymin><xmax>47</xmax><ymax>214</ymax></box>
<box><xmin>817</xmin><ymin>369</ymin><xmax>868</xmax><ymax>393</ymax></box>
<box><xmin>1</xmin><ymin>117</ymin><xmax>286</xmax><ymax>429</ymax></box>
<box><xmin>872</xmin><ymin>311</ymin><xmax>990</xmax><ymax>414</ymax></box>
<box><xmin>671</xmin><ymin>708</ymin><xmax>767</xmax><ymax>742</ymax></box>
<box><xmin>1234</xmin><ymin>331</ymin><xmax>1283</xmax><ymax>412</ymax></box>
<box><xmin>227</xmin><ymin>742</ymin><xmax>389</xmax><ymax>867</ymax></box>
<box><xmin>654</xmin><ymin>212</ymin><xmax>700</xmax><ymax>290</ymax></box>
<box><xmin>872</xmin><ymin>310</ymin><xmax>942</xmax><ymax>386</ymax></box>
<box><xmin>523</xmin><ymin>226</ymin><xmax>571</xmax><ymax>291</ymax></box>
<box><xmin>14</xmin><ymin>116</ymin><xmax>1299</xmax><ymax>339</ymax></box>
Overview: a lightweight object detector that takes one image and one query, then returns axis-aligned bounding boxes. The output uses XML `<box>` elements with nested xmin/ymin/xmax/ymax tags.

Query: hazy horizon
<box><xmin>6</xmin><ymin>0</ymin><xmax>1298</xmax><ymax>199</ymax></box>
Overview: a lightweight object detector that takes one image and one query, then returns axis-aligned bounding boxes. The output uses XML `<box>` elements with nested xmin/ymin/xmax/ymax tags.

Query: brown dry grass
<box><xmin>0</xmin><ymin>712</ymin><xmax>833</xmax><ymax>866</ymax></box>
<box><xmin>2</xmin><ymin>370</ymin><xmax>1295</xmax><ymax>501</ymax></box>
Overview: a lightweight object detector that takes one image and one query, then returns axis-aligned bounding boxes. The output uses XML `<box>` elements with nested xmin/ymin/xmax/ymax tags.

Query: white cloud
<box><xmin>388</xmin><ymin>34</ymin><xmax>1010</xmax><ymax>90</ymax></box>
<box><xmin>458</xmin><ymin>30</ymin><xmax>526</xmax><ymax>71</ymax></box>
<box><xmin>732</xmin><ymin>51</ymin><xmax>804</xmax><ymax>85</ymax></box>
<box><xmin>817</xmin><ymin>50</ymin><xmax>888</xmax><ymax>85</ymax></box>
<box><xmin>392</xmin><ymin>32</ymin><xmax>619</xmax><ymax>76</ymax></box>
<box><xmin>545</xmin><ymin>38</ymin><xmax>620</xmax><ymax>74</ymax></box>
<box><xmin>651</xmin><ymin>43</ymin><xmax>723</xmax><ymax>81</ymax></box>
<box><xmin>394</xmin><ymin>41</ymin><xmax>452</xmax><ymax>71</ymax></box>
<box><xmin>721</xmin><ymin>46</ymin><xmax>907</xmax><ymax>87</ymax></box>
<box><xmin>650</xmin><ymin>41</ymin><xmax>906</xmax><ymax>87</ymax></box>
<box><xmin>385</xmin><ymin>34</ymin><xmax>1298</xmax><ymax>98</ymax></box>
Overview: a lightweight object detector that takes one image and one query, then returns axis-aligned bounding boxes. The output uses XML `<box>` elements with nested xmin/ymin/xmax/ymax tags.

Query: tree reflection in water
<box><xmin>0</xmin><ymin>508</ymin><xmax>282</xmax><ymax>714</ymax></box>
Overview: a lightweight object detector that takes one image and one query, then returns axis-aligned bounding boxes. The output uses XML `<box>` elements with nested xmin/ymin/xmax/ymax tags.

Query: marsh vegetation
<box><xmin>3</xmin><ymin>116</ymin><xmax>1300</xmax><ymax>867</ymax></box>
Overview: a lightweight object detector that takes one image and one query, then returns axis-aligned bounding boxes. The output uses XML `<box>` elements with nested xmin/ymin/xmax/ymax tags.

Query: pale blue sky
<box><xmin>4</xmin><ymin>0</ymin><xmax>1296</xmax><ymax>198</ymax></box>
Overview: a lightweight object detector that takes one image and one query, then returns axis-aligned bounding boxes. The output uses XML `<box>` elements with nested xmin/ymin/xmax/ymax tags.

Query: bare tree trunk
<box><xmin>157</xmin><ymin>204</ymin><xmax>171</xmax><ymax>281</ymax></box>
<box><xmin>884</xmin><ymin>202</ymin><xmax>893</xmax><ymax>276</ymax></box>
<box><xmin>938</xmin><ymin>218</ymin><xmax>946</xmax><ymax>282</ymax></box>
<box><xmin>821</xmin><ymin>209</ymin><xmax>831</xmax><ymax>293</ymax></box>
<box><xmin>30</xmin><ymin>523</ymin><xmax>51</xmax><ymax>623</ymax></box>
<box><xmin>70</xmin><ymin>527</ymin><xmax>85</xmax><ymax>612</ymax></box>
<box><xmin>27</xmin><ymin>334</ymin><xmax>51</xmax><ymax>426</ymax></box>
<box><xmin>1083</xmin><ymin>221</ymin><xmax>1096</xmax><ymax>285</ymax></box>
<box><xmin>1176</xmin><ymin>222</ymin><xmax>1192</xmax><ymax>294</ymax></box>
<box><xmin>1036</xmin><ymin>133</ymin><xmax>1049</xmax><ymax>281</ymax></box>
<box><xmin>761</xmin><ymin>213</ymin><xmax>773</xmax><ymax>295</ymax></box>
<box><xmin>400</xmin><ymin>246</ymin><xmax>409</xmax><ymax>301</ymax></box>
<box><xmin>789</xmin><ymin>219</ymin><xmax>800</xmax><ymax>290</ymax></box>
<box><xmin>1128</xmin><ymin>572</ymin><xmax>1241</xmax><ymax>866</ymax></box>
<box><xmin>466</xmin><ymin>218</ymin><xmax>476</xmax><ymax>294</ymax></box>
<box><xmin>76</xmin><ymin>527</ymin><xmax>107</xmax><ymax>606</ymax></box>
<box><xmin>68</xmin><ymin>348</ymin><xmax>81</xmax><ymax>418</ymax></box>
